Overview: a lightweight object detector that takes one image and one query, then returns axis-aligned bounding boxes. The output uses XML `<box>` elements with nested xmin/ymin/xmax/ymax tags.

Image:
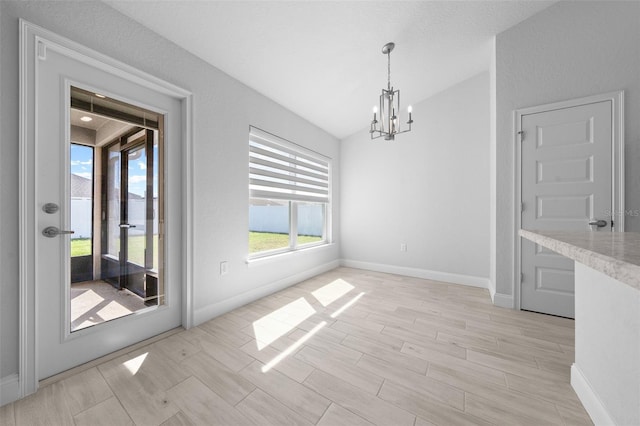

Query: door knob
<box><xmin>119</xmin><ymin>224</ymin><xmax>136</xmax><ymax>229</ymax></box>
<box><xmin>42</xmin><ymin>226</ymin><xmax>75</xmax><ymax>238</ymax></box>
<box><xmin>588</xmin><ymin>219</ymin><xmax>608</xmax><ymax>228</ymax></box>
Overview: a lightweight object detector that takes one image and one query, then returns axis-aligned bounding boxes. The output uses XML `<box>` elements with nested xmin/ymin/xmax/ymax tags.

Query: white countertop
<box><xmin>519</xmin><ymin>230</ymin><xmax>640</xmax><ymax>291</ymax></box>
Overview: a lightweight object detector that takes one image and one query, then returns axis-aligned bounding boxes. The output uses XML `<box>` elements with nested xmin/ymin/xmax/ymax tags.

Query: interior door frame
<box><xmin>513</xmin><ymin>91</ymin><xmax>625</xmax><ymax>311</ymax></box>
<box><xmin>18</xmin><ymin>20</ymin><xmax>194</xmax><ymax>398</ymax></box>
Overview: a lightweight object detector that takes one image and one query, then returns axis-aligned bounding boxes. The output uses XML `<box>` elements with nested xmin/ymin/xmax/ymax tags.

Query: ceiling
<box><xmin>106</xmin><ymin>1</ymin><xmax>555</xmax><ymax>139</ymax></box>
<box><xmin>70</xmin><ymin>109</ymin><xmax>111</xmax><ymax>132</ymax></box>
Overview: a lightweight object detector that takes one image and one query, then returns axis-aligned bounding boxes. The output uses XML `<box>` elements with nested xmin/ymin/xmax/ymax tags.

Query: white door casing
<box><xmin>515</xmin><ymin>93</ymin><xmax>624</xmax><ymax>318</ymax></box>
<box><xmin>19</xmin><ymin>20</ymin><xmax>194</xmax><ymax>397</ymax></box>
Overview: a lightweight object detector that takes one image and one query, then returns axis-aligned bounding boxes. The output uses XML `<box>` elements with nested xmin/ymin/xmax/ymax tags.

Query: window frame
<box><xmin>248</xmin><ymin>127</ymin><xmax>331</xmax><ymax>259</ymax></box>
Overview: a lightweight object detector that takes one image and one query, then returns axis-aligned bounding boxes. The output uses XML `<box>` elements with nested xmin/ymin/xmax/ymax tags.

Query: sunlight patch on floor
<box><xmin>330</xmin><ymin>292</ymin><xmax>365</xmax><ymax>318</ymax></box>
<box><xmin>123</xmin><ymin>352</ymin><xmax>148</xmax><ymax>376</ymax></box>
<box><xmin>252</xmin><ymin>297</ymin><xmax>316</xmax><ymax>350</ymax></box>
<box><xmin>70</xmin><ymin>289</ymin><xmax>104</xmax><ymax>322</ymax></box>
<box><xmin>70</xmin><ymin>281</ymin><xmax>147</xmax><ymax>332</ymax></box>
<box><xmin>96</xmin><ymin>301</ymin><xmax>135</xmax><ymax>321</ymax></box>
<box><xmin>261</xmin><ymin>321</ymin><xmax>327</xmax><ymax>373</ymax></box>
<box><xmin>311</xmin><ymin>278</ymin><xmax>354</xmax><ymax>306</ymax></box>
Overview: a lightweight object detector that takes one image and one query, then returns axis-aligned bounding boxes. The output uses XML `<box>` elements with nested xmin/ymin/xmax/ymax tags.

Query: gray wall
<box><xmin>495</xmin><ymin>1</ymin><xmax>640</xmax><ymax>298</ymax></box>
<box><xmin>0</xmin><ymin>1</ymin><xmax>340</xmax><ymax>380</ymax></box>
<box><xmin>341</xmin><ymin>72</ymin><xmax>490</xmax><ymax>282</ymax></box>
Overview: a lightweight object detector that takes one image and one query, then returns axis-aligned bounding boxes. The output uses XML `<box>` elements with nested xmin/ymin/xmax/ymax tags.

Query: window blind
<box><xmin>249</xmin><ymin>127</ymin><xmax>330</xmax><ymax>203</ymax></box>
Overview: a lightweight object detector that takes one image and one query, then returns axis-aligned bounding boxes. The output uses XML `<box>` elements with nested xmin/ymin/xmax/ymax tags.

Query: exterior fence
<box><xmin>249</xmin><ymin>204</ymin><xmax>323</xmax><ymax>236</ymax></box>
<box><xmin>71</xmin><ymin>198</ymin><xmax>158</xmax><ymax>239</ymax></box>
<box><xmin>72</xmin><ymin>199</ymin><xmax>323</xmax><ymax>239</ymax></box>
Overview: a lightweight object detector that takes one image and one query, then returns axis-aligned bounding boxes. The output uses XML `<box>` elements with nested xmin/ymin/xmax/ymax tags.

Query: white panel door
<box><xmin>35</xmin><ymin>44</ymin><xmax>182</xmax><ymax>379</ymax></box>
<box><xmin>521</xmin><ymin>101</ymin><xmax>612</xmax><ymax>318</ymax></box>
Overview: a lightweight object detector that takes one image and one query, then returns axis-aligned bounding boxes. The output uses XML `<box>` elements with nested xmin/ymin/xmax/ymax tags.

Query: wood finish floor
<box><xmin>1</xmin><ymin>267</ymin><xmax>592</xmax><ymax>425</ymax></box>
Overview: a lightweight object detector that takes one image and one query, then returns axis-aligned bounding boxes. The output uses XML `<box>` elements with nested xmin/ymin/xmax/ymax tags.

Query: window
<box><xmin>249</xmin><ymin>127</ymin><xmax>330</xmax><ymax>257</ymax></box>
<box><xmin>70</xmin><ymin>144</ymin><xmax>94</xmax><ymax>258</ymax></box>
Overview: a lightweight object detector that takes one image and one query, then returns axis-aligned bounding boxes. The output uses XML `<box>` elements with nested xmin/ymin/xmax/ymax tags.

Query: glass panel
<box><xmin>68</xmin><ymin>86</ymin><xmax>165</xmax><ymax>332</ymax></box>
<box><xmin>106</xmin><ymin>143</ymin><xmax>121</xmax><ymax>258</ymax></box>
<box><xmin>152</xmin><ymin>134</ymin><xmax>160</xmax><ymax>271</ymax></box>
<box><xmin>249</xmin><ymin>198</ymin><xmax>290</xmax><ymax>254</ymax></box>
<box><xmin>297</xmin><ymin>202</ymin><xmax>324</xmax><ymax>246</ymax></box>
<box><xmin>126</xmin><ymin>144</ymin><xmax>147</xmax><ymax>267</ymax></box>
<box><xmin>70</xmin><ymin>144</ymin><xmax>94</xmax><ymax>257</ymax></box>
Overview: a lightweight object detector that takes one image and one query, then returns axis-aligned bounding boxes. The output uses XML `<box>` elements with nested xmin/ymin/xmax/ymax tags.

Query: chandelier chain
<box><xmin>387</xmin><ymin>50</ymin><xmax>391</xmax><ymax>91</ymax></box>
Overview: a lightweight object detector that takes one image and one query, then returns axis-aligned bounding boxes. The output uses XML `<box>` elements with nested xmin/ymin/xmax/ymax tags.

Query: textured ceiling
<box><xmin>107</xmin><ymin>1</ymin><xmax>555</xmax><ymax>139</ymax></box>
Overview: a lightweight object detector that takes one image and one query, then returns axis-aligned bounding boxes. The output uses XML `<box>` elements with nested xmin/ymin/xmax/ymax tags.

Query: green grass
<box><xmin>70</xmin><ymin>238</ymin><xmax>91</xmax><ymax>257</ymax></box>
<box><xmin>249</xmin><ymin>232</ymin><xmax>323</xmax><ymax>254</ymax></box>
<box><xmin>71</xmin><ymin>235</ymin><xmax>160</xmax><ymax>268</ymax></box>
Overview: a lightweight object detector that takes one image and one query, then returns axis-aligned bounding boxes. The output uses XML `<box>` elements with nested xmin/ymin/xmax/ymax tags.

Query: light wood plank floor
<box><xmin>1</xmin><ymin>267</ymin><xmax>593</xmax><ymax>425</ymax></box>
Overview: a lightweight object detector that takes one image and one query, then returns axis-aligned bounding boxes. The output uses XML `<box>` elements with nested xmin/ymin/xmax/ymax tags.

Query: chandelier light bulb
<box><xmin>373</xmin><ymin>106</ymin><xmax>378</xmax><ymax>113</ymax></box>
<box><xmin>407</xmin><ymin>105</ymin><xmax>412</xmax><ymax>113</ymax></box>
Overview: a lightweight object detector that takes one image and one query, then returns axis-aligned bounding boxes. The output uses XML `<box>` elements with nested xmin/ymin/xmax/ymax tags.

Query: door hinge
<box><xmin>521</xmin><ymin>202</ymin><xmax>525</xmax><ymax>213</ymax></box>
<box><xmin>521</xmin><ymin>272</ymin><xmax>524</xmax><ymax>283</ymax></box>
<box><xmin>517</xmin><ymin>130</ymin><xmax>525</xmax><ymax>141</ymax></box>
<box><xmin>37</xmin><ymin>40</ymin><xmax>47</xmax><ymax>60</ymax></box>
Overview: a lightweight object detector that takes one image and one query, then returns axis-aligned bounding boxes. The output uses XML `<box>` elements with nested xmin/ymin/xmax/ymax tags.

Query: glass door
<box><xmin>103</xmin><ymin>128</ymin><xmax>161</xmax><ymax>305</ymax></box>
<box><xmin>122</xmin><ymin>132</ymin><xmax>154</xmax><ymax>300</ymax></box>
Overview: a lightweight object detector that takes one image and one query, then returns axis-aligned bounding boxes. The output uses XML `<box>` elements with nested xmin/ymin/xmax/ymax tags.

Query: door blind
<box><xmin>249</xmin><ymin>127</ymin><xmax>330</xmax><ymax>203</ymax></box>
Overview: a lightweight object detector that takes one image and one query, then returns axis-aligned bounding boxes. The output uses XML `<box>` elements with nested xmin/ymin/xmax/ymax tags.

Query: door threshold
<box><xmin>521</xmin><ymin>308</ymin><xmax>575</xmax><ymax>320</ymax></box>
<box><xmin>38</xmin><ymin>327</ymin><xmax>183</xmax><ymax>387</ymax></box>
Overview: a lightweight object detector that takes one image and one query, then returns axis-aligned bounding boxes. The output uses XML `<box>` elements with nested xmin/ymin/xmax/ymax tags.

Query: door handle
<box><xmin>42</xmin><ymin>226</ymin><xmax>75</xmax><ymax>238</ymax></box>
<box><xmin>588</xmin><ymin>219</ymin><xmax>608</xmax><ymax>228</ymax></box>
<box><xmin>119</xmin><ymin>223</ymin><xmax>136</xmax><ymax>229</ymax></box>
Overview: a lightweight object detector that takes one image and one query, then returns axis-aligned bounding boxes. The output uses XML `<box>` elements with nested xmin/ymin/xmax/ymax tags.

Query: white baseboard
<box><xmin>487</xmin><ymin>278</ymin><xmax>496</xmax><ymax>303</ymax></box>
<box><xmin>194</xmin><ymin>259</ymin><xmax>341</xmax><ymax>325</ymax></box>
<box><xmin>1</xmin><ymin>374</ymin><xmax>20</xmax><ymax>407</ymax></box>
<box><xmin>340</xmin><ymin>259</ymin><xmax>490</xmax><ymax>290</ymax></box>
<box><xmin>492</xmin><ymin>292</ymin><xmax>514</xmax><ymax>309</ymax></box>
<box><xmin>571</xmin><ymin>364</ymin><xmax>614</xmax><ymax>426</ymax></box>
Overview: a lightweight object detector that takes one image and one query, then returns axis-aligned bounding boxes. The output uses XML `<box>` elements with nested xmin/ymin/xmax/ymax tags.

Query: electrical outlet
<box><xmin>220</xmin><ymin>261</ymin><xmax>229</xmax><ymax>276</ymax></box>
<box><xmin>400</xmin><ymin>243</ymin><xmax>407</xmax><ymax>252</ymax></box>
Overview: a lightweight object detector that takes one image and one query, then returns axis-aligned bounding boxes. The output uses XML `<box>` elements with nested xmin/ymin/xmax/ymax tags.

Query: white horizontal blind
<box><xmin>249</xmin><ymin>127</ymin><xmax>330</xmax><ymax>203</ymax></box>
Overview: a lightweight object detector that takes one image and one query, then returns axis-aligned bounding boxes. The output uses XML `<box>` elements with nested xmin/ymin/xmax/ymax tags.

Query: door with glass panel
<box><xmin>33</xmin><ymin>40</ymin><xmax>181</xmax><ymax>380</ymax></box>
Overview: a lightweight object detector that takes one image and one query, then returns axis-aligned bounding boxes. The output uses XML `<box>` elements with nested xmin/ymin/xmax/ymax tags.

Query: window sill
<box><xmin>246</xmin><ymin>242</ymin><xmax>335</xmax><ymax>267</ymax></box>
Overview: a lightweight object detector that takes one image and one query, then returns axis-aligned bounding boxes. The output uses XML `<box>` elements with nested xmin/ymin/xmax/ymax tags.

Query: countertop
<box><xmin>519</xmin><ymin>230</ymin><xmax>640</xmax><ymax>291</ymax></box>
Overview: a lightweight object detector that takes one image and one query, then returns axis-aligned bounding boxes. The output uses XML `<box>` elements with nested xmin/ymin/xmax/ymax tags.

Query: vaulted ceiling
<box><xmin>107</xmin><ymin>1</ymin><xmax>555</xmax><ymax>139</ymax></box>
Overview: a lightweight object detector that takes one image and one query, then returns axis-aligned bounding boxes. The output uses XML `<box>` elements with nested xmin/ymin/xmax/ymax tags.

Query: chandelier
<box><xmin>370</xmin><ymin>42</ymin><xmax>413</xmax><ymax>140</ymax></box>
